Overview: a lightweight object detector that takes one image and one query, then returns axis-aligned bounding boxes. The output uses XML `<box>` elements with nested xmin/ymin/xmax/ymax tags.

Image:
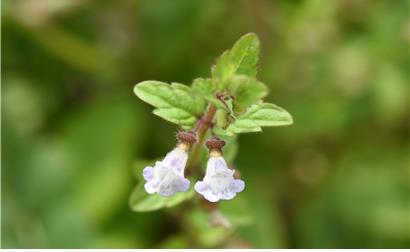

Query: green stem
<box><xmin>186</xmin><ymin>103</ymin><xmax>217</xmax><ymax>175</ymax></box>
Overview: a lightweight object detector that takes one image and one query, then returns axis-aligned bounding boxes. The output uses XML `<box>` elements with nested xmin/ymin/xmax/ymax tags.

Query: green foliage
<box><xmin>134</xmin><ymin>33</ymin><xmax>292</xmax><ymax>135</ymax></box>
<box><xmin>191</xmin><ymin>78</ymin><xmax>220</xmax><ymax>106</ymax></box>
<box><xmin>212</xmin><ymin>33</ymin><xmax>260</xmax><ymax>83</ymax></box>
<box><xmin>134</xmin><ymin>81</ymin><xmax>206</xmax><ymax>129</ymax></box>
<box><xmin>223</xmin><ymin>75</ymin><xmax>268</xmax><ymax>113</ymax></box>
<box><xmin>215</xmin><ymin>102</ymin><xmax>293</xmax><ymax>136</ymax></box>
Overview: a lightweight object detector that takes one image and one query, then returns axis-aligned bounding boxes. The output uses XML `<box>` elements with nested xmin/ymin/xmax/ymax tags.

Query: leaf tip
<box><xmin>238</xmin><ymin>32</ymin><xmax>260</xmax><ymax>44</ymax></box>
<box><xmin>282</xmin><ymin>110</ymin><xmax>294</xmax><ymax>125</ymax></box>
<box><xmin>133</xmin><ymin>81</ymin><xmax>147</xmax><ymax>98</ymax></box>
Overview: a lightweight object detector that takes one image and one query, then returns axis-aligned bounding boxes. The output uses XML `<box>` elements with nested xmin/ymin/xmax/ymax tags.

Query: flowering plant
<box><xmin>130</xmin><ymin>33</ymin><xmax>292</xmax><ymax>219</ymax></box>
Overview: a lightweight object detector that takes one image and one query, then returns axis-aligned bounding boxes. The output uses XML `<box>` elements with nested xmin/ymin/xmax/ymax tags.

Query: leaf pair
<box><xmin>133</xmin><ymin>33</ymin><xmax>293</xmax><ymax>136</ymax></box>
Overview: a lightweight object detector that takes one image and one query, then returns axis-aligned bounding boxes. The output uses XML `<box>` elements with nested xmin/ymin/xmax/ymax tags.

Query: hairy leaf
<box><xmin>212</xmin><ymin>33</ymin><xmax>260</xmax><ymax>85</ymax></box>
<box><xmin>230</xmin><ymin>33</ymin><xmax>260</xmax><ymax>77</ymax></box>
<box><xmin>216</xmin><ymin>102</ymin><xmax>293</xmax><ymax>136</ymax></box>
<box><xmin>134</xmin><ymin>81</ymin><xmax>206</xmax><ymax>129</ymax></box>
<box><xmin>191</xmin><ymin>78</ymin><xmax>216</xmax><ymax>103</ymax></box>
<box><xmin>191</xmin><ymin>78</ymin><xmax>231</xmax><ymax>110</ymax></box>
<box><xmin>225</xmin><ymin>75</ymin><xmax>269</xmax><ymax>114</ymax></box>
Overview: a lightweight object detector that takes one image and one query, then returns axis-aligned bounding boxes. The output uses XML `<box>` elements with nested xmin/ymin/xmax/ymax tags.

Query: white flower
<box><xmin>142</xmin><ymin>144</ymin><xmax>190</xmax><ymax>197</ymax></box>
<box><xmin>195</xmin><ymin>155</ymin><xmax>245</xmax><ymax>202</ymax></box>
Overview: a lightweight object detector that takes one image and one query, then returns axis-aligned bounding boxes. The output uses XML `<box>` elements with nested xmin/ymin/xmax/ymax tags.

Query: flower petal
<box><xmin>229</xmin><ymin>179</ymin><xmax>245</xmax><ymax>193</ymax></box>
<box><xmin>157</xmin><ymin>187</ymin><xmax>173</xmax><ymax>196</ymax></box>
<box><xmin>195</xmin><ymin>181</ymin><xmax>219</xmax><ymax>202</ymax></box>
<box><xmin>202</xmin><ymin>190</ymin><xmax>219</xmax><ymax>202</ymax></box>
<box><xmin>142</xmin><ymin>166</ymin><xmax>154</xmax><ymax>181</ymax></box>
<box><xmin>144</xmin><ymin>180</ymin><xmax>157</xmax><ymax>194</ymax></box>
<box><xmin>175</xmin><ymin>177</ymin><xmax>190</xmax><ymax>192</ymax></box>
<box><xmin>162</xmin><ymin>148</ymin><xmax>188</xmax><ymax>174</ymax></box>
<box><xmin>157</xmin><ymin>175</ymin><xmax>190</xmax><ymax>197</ymax></box>
<box><xmin>194</xmin><ymin>181</ymin><xmax>208</xmax><ymax>194</ymax></box>
<box><xmin>219</xmin><ymin>188</ymin><xmax>236</xmax><ymax>200</ymax></box>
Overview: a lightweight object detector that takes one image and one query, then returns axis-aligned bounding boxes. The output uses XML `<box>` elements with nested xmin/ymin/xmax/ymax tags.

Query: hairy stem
<box><xmin>186</xmin><ymin>103</ymin><xmax>217</xmax><ymax>175</ymax></box>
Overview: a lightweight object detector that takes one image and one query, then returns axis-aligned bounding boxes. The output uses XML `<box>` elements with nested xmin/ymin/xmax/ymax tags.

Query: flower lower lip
<box><xmin>195</xmin><ymin>156</ymin><xmax>244</xmax><ymax>202</ymax></box>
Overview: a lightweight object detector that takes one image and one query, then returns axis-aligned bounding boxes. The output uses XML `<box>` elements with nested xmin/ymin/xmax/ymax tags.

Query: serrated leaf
<box><xmin>216</xmin><ymin>102</ymin><xmax>293</xmax><ymax>136</ymax></box>
<box><xmin>225</xmin><ymin>75</ymin><xmax>269</xmax><ymax>114</ymax></box>
<box><xmin>134</xmin><ymin>81</ymin><xmax>206</xmax><ymax>129</ymax></box>
<box><xmin>212</xmin><ymin>33</ymin><xmax>260</xmax><ymax>85</ymax></box>
<box><xmin>129</xmin><ymin>182</ymin><xmax>195</xmax><ymax>212</ymax></box>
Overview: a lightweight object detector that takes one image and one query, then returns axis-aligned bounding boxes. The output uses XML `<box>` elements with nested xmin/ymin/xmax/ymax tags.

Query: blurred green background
<box><xmin>2</xmin><ymin>0</ymin><xmax>409</xmax><ymax>248</ymax></box>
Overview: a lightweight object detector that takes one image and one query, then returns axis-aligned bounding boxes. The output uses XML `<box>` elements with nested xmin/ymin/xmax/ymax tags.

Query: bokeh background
<box><xmin>2</xmin><ymin>0</ymin><xmax>409</xmax><ymax>248</ymax></box>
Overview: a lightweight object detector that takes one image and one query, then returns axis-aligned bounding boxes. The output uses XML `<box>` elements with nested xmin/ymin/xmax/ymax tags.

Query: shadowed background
<box><xmin>2</xmin><ymin>0</ymin><xmax>409</xmax><ymax>248</ymax></box>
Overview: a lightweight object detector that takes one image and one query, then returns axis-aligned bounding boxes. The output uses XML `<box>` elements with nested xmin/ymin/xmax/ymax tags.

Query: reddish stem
<box><xmin>186</xmin><ymin>103</ymin><xmax>217</xmax><ymax>175</ymax></box>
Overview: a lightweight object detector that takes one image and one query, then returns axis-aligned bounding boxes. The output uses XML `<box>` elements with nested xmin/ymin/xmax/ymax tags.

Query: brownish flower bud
<box><xmin>176</xmin><ymin>130</ymin><xmax>197</xmax><ymax>145</ymax></box>
<box><xmin>206</xmin><ymin>136</ymin><xmax>226</xmax><ymax>152</ymax></box>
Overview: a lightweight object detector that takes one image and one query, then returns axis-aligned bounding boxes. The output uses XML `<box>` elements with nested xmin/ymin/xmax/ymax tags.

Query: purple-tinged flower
<box><xmin>143</xmin><ymin>138</ymin><xmax>193</xmax><ymax>197</ymax></box>
<box><xmin>195</xmin><ymin>137</ymin><xmax>244</xmax><ymax>202</ymax></box>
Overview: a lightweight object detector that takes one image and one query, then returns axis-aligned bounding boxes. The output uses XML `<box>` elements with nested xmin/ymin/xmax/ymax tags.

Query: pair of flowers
<box><xmin>142</xmin><ymin>131</ymin><xmax>244</xmax><ymax>202</ymax></box>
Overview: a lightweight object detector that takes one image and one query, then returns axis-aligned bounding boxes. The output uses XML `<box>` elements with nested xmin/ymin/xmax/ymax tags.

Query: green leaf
<box><xmin>212</xmin><ymin>33</ymin><xmax>260</xmax><ymax>85</ymax></box>
<box><xmin>192</xmin><ymin>78</ymin><xmax>234</xmax><ymax>111</ymax></box>
<box><xmin>129</xmin><ymin>181</ymin><xmax>195</xmax><ymax>212</ymax></box>
<box><xmin>216</xmin><ymin>102</ymin><xmax>293</xmax><ymax>136</ymax></box>
<box><xmin>191</xmin><ymin>78</ymin><xmax>217</xmax><ymax>103</ymax></box>
<box><xmin>215</xmin><ymin>109</ymin><xmax>230</xmax><ymax>129</ymax></box>
<box><xmin>134</xmin><ymin>81</ymin><xmax>206</xmax><ymax>129</ymax></box>
<box><xmin>230</xmin><ymin>33</ymin><xmax>260</xmax><ymax>77</ymax></box>
<box><xmin>211</xmin><ymin>51</ymin><xmax>236</xmax><ymax>86</ymax></box>
<box><xmin>214</xmin><ymin>95</ymin><xmax>236</xmax><ymax>130</ymax></box>
<box><xmin>225</xmin><ymin>75</ymin><xmax>269</xmax><ymax>114</ymax></box>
